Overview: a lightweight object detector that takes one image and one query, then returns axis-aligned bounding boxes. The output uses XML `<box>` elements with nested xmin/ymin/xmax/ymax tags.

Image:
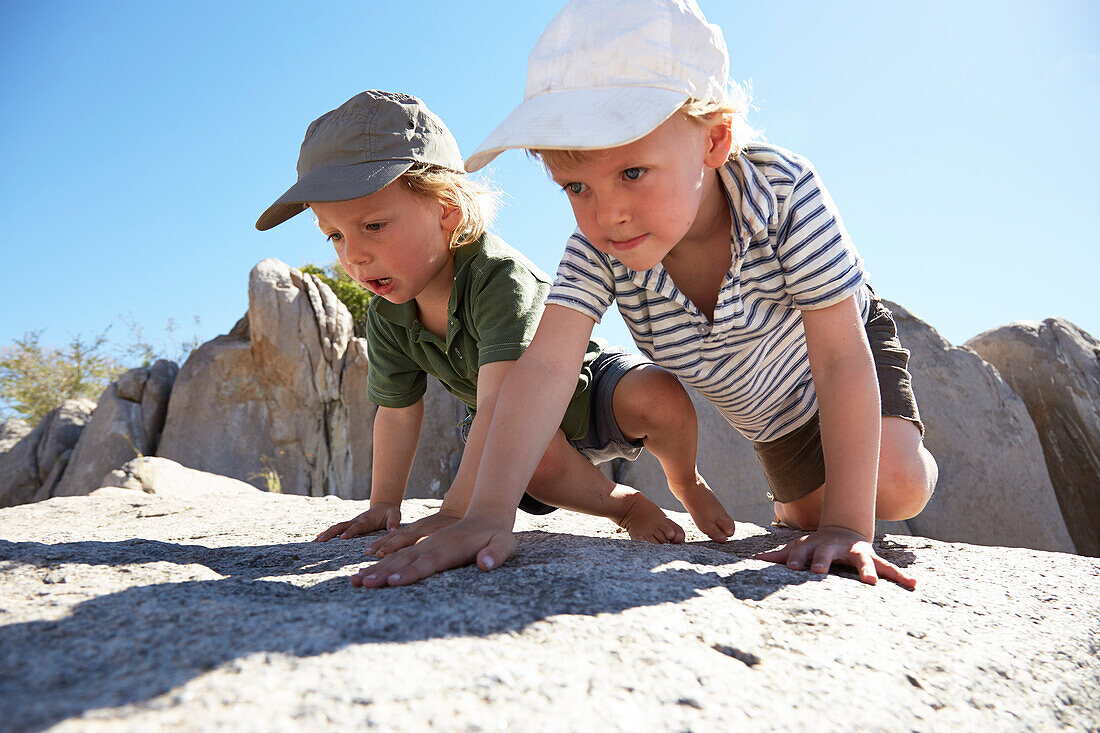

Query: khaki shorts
<box><xmin>752</xmin><ymin>293</ymin><xmax>924</xmax><ymax>504</ymax></box>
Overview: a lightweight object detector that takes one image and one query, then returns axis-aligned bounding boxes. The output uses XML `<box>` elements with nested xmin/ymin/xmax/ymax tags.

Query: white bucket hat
<box><xmin>465</xmin><ymin>0</ymin><xmax>729</xmax><ymax>173</ymax></box>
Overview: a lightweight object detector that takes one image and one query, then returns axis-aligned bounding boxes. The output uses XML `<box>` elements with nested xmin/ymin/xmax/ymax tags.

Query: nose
<box><xmin>594</xmin><ymin>189</ymin><xmax>630</xmax><ymax>230</ymax></box>
<box><xmin>340</xmin><ymin>232</ymin><xmax>374</xmax><ymax>268</ymax></box>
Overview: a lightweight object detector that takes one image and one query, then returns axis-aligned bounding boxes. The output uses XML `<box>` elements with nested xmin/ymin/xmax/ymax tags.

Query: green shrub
<box><xmin>0</xmin><ymin>330</ymin><xmax>121</xmax><ymax>425</ymax></box>
<box><xmin>301</xmin><ymin>262</ymin><xmax>372</xmax><ymax>337</ymax></box>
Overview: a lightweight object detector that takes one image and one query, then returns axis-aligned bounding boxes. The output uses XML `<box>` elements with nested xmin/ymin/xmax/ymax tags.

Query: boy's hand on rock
<box><xmin>368</xmin><ymin>510</ymin><xmax>463</xmax><ymax>557</ymax></box>
<box><xmin>351</xmin><ymin>517</ymin><xmax>517</xmax><ymax>588</ymax></box>
<box><xmin>753</xmin><ymin>526</ymin><xmax>917</xmax><ymax>589</ymax></box>
<box><xmin>313</xmin><ymin>502</ymin><xmax>401</xmax><ymax>542</ymax></box>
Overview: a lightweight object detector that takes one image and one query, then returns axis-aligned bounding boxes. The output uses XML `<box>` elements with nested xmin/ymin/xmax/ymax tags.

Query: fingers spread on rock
<box><xmin>339</xmin><ymin>524</ymin><xmax>364</xmax><ymax>540</ymax></box>
<box><xmin>753</xmin><ymin>546</ymin><xmax>788</xmax><ymax>563</ymax></box>
<box><xmin>876</xmin><ymin>556</ymin><xmax>917</xmax><ymax>589</ymax></box>
<box><xmin>477</xmin><ymin>536</ymin><xmax>515</xmax><ymax>572</ymax></box>
<box><xmin>316</xmin><ymin>522</ymin><xmax>349</xmax><ymax>542</ymax></box>
<box><xmin>810</xmin><ymin>544</ymin><xmax>839</xmax><ymax>574</ymax></box>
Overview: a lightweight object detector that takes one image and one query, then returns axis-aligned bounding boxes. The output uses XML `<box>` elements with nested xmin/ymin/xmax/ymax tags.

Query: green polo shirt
<box><xmin>365</xmin><ymin>232</ymin><xmax>601</xmax><ymax>440</ymax></box>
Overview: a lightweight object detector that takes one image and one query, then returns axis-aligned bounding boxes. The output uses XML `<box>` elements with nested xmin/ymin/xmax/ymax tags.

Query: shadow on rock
<box><xmin>1</xmin><ymin>529</ymin><xmax>853</xmax><ymax>731</ymax></box>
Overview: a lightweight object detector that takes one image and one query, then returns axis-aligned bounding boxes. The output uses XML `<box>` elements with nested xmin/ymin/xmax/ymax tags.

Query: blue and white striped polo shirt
<box><xmin>546</xmin><ymin>143</ymin><xmax>871</xmax><ymax>443</ymax></box>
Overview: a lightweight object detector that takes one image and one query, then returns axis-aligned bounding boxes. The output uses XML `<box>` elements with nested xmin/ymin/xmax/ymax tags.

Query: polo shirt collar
<box><xmin>719</xmin><ymin>155</ymin><xmax>777</xmax><ymax>258</ymax></box>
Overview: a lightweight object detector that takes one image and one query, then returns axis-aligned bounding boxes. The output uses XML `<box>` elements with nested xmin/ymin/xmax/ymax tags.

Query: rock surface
<box><xmin>52</xmin><ymin>360</ymin><xmax>179</xmax><ymax>499</ymax></box>
<box><xmin>0</xmin><ymin>464</ymin><xmax>1096</xmax><ymax>732</ymax></box>
<box><xmin>0</xmin><ymin>399</ymin><xmax>95</xmax><ymax>508</ymax></box>
<box><xmin>99</xmin><ymin>457</ymin><xmax>262</xmax><ymax>499</ymax></box>
<box><xmin>0</xmin><ymin>418</ymin><xmax>31</xmax><ymax>453</ymax></box>
<box><xmin>886</xmin><ymin>301</ymin><xmax>1076</xmax><ymax>554</ymax></box>
<box><xmin>156</xmin><ymin>259</ymin><xmax>464</xmax><ymax>500</ymax></box>
<box><xmin>967</xmin><ymin>318</ymin><xmax>1100</xmax><ymax>557</ymax></box>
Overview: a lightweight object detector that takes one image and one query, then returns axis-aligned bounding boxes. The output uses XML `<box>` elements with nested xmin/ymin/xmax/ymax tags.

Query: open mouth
<box><xmin>364</xmin><ymin>277</ymin><xmax>394</xmax><ymax>295</ymax></box>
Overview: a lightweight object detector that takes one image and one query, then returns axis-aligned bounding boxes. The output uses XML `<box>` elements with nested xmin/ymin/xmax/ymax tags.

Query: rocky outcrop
<box><xmin>0</xmin><ymin>478</ymin><xmax>1096</xmax><ymax>731</ymax></box>
<box><xmin>0</xmin><ymin>399</ymin><xmax>94</xmax><ymax>508</ymax></box>
<box><xmin>51</xmin><ymin>360</ymin><xmax>178</xmax><ymax>498</ymax></box>
<box><xmin>967</xmin><ymin>318</ymin><xmax>1100</xmax><ymax>556</ymax></box>
<box><xmin>886</xmin><ymin>301</ymin><xmax>1076</xmax><ymax>553</ymax></box>
<box><xmin>155</xmin><ymin>259</ymin><xmax>464</xmax><ymax>501</ymax></box>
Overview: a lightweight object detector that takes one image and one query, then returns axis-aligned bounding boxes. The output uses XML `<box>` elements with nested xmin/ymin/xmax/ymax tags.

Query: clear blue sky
<box><xmin>2</xmin><ymin>1</ymin><xmax>1097</xmax><ymax>366</ymax></box>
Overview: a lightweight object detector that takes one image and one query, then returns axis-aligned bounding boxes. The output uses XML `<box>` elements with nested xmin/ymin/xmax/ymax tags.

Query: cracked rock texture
<box><xmin>0</xmin><ymin>465</ymin><xmax>1096</xmax><ymax>732</ymax></box>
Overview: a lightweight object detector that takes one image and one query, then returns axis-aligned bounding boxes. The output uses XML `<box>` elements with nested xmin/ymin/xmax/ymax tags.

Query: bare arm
<box><xmin>369</xmin><ymin>402</ymin><xmax>424</xmax><ymax>504</ymax></box>
<box><xmin>367</xmin><ymin>359</ymin><xmax>519</xmax><ymax>555</ymax></box>
<box><xmin>754</xmin><ymin>295</ymin><xmax>915</xmax><ymax>587</ymax></box>
<box><xmin>466</xmin><ymin>305</ymin><xmax>597</xmax><ymax>523</ymax></box>
<box><xmin>802</xmin><ymin>296</ymin><xmax>880</xmax><ymax>539</ymax></box>
<box><xmin>315</xmin><ymin>401</ymin><xmax>422</xmax><ymax>540</ymax></box>
<box><xmin>351</xmin><ymin>305</ymin><xmax>597</xmax><ymax>585</ymax></box>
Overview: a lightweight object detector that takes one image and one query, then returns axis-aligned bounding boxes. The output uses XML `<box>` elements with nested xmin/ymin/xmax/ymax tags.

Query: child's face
<box><xmin>311</xmin><ymin>181</ymin><xmax>459</xmax><ymax>305</ymax></box>
<box><xmin>546</xmin><ymin>113</ymin><xmax>731</xmax><ymax>271</ymax></box>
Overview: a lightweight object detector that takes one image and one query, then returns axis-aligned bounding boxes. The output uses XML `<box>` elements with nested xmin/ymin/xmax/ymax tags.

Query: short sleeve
<box><xmin>546</xmin><ymin>231</ymin><xmax>616</xmax><ymax>322</ymax></box>
<box><xmin>365</xmin><ymin>311</ymin><xmax>427</xmax><ymax>408</ymax></box>
<box><xmin>774</xmin><ymin>164</ymin><xmax>866</xmax><ymax>310</ymax></box>
<box><xmin>468</xmin><ymin>256</ymin><xmax>551</xmax><ymax>368</ymax></box>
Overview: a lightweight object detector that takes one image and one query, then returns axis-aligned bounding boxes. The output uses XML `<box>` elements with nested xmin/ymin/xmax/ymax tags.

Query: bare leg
<box><xmin>612</xmin><ymin>365</ymin><xmax>735</xmax><ymax>541</ymax></box>
<box><xmin>774</xmin><ymin>416</ymin><xmax>937</xmax><ymax>531</ymax></box>
<box><xmin>526</xmin><ymin>430</ymin><xmax>686</xmax><ymax>544</ymax></box>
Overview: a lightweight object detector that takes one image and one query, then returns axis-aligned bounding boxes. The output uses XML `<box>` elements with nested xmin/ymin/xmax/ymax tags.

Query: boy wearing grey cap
<box><xmin>357</xmin><ymin>0</ymin><xmax>937</xmax><ymax>589</ymax></box>
<box><xmin>258</xmin><ymin>90</ymin><xmax>735</xmax><ymax>562</ymax></box>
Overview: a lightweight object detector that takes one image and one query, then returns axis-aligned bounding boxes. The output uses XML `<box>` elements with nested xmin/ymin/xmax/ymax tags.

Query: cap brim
<box><xmin>255</xmin><ymin>159</ymin><xmax>414</xmax><ymax>231</ymax></box>
<box><xmin>465</xmin><ymin>87</ymin><xmax>688</xmax><ymax>172</ymax></box>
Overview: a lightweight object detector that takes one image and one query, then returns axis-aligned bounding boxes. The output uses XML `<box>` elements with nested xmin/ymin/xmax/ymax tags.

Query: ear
<box><xmin>702</xmin><ymin>116</ymin><xmax>734</xmax><ymax>169</ymax></box>
<box><xmin>439</xmin><ymin>202</ymin><xmax>462</xmax><ymax>233</ymax></box>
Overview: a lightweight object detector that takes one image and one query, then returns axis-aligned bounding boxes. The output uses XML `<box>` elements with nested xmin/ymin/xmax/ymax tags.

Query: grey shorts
<box><xmin>568</xmin><ymin>347</ymin><xmax>648</xmax><ymax>464</ymax></box>
<box><xmin>458</xmin><ymin>347</ymin><xmax>649</xmax><ymax>514</ymax></box>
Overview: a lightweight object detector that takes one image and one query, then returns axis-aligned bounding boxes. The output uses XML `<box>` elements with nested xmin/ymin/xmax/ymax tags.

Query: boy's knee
<box><xmin>876</xmin><ymin>447</ymin><xmax>936</xmax><ymax>521</ymax></box>
<box><xmin>615</xmin><ymin>366</ymin><xmax>694</xmax><ymax>432</ymax></box>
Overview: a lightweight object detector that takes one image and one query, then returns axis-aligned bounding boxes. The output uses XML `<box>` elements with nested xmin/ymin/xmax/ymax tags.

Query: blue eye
<box><xmin>325</xmin><ymin>232</ymin><xmax>343</xmax><ymax>243</ymax></box>
<box><xmin>623</xmin><ymin>167</ymin><xmax>645</xmax><ymax>181</ymax></box>
<box><xmin>564</xmin><ymin>182</ymin><xmax>587</xmax><ymax>195</ymax></box>
<box><xmin>365</xmin><ymin>222</ymin><xmax>385</xmax><ymax>232</ymax></box>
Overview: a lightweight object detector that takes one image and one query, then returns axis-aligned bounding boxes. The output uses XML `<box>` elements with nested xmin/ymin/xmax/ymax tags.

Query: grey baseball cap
<box><xmin>256</xmin><ymin>90</ymin><xmax>465</xmax><ymax>231</ymax></box>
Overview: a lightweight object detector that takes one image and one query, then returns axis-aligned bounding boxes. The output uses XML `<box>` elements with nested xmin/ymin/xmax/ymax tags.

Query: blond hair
<box><xmin>530</xmin><ymin>83</ymin><xmax>759</xmax><ymax>169</ymax></box>
<box><xmin>400</xmin><ymin>164</ymin><xmax>500</xmax><ymax>250</ymax></box>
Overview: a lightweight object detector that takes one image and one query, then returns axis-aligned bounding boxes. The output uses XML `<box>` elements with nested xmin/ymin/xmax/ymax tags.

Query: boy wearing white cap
<box><xmin>356</xmin><ymin>1</ymin><xmax>937</xmax><ymax>589</ymax></box>
<box><xmin>259</xmin><ymin>90</ymin><xmax>735</xmax><ymax>560</ymax></box>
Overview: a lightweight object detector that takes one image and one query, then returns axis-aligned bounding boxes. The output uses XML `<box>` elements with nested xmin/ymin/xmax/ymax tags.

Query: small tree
<box><xmin>0</xmin><ymin>330</ymin><xmax>121</xmax><ymax>425</ymax></box>
<box><xmin>301</xmin><ymin>262</ymin><xmax>372</xmax><ymax>337</ymax></box>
